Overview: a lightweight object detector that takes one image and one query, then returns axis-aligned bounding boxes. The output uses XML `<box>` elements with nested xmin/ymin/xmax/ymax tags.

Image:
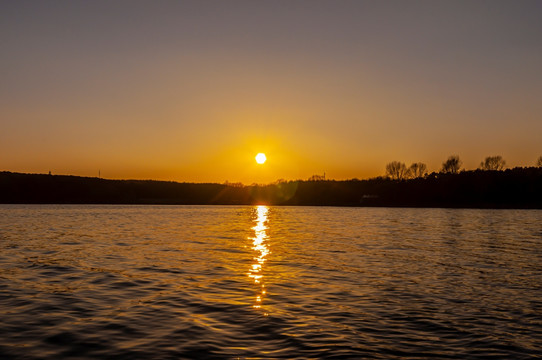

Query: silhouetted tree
<box><xmin>479</xmin><ymin>156</ymin><xmax>506</xmax><ymax>171</ymax></box>
<box><xmin>408</xmin><ymin>162</ymin><xmax>427</xmax><ymax>178</ymax></box>
<box><xmin>441</xmin><ymin>155</ymin><xmax>462</xmax><ymax>174</ymax></box>
<box><xmin>308</xmin><ymin>174</ymin><xmax>325</xmax><ymax>181</ymax></box>
<box><xmin>386</xmin><ymin>161</ymin><xmax>408</xmax><ymax>180</ymax></box>
<box><xmin>537</xmin><ymin>156</ymin><xmax>542</xmax><ymax>167</ymax></box>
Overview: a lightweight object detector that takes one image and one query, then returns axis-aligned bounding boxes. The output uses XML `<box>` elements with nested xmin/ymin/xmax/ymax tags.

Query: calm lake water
<box><xmin>0</xmin><ymin>205</ymin><xmax>541</xmax><ymax>359</ymax></box>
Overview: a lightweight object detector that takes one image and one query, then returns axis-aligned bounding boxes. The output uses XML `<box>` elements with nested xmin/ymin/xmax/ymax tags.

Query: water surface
<box><xmin>0</xmin><ymin>205</ymin><xmax>541</xmax><ymax>359</ymax></box>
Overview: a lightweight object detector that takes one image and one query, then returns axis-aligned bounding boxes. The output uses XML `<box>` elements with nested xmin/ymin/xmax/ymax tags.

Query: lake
<box><xmin>0</xmin><ymin>205</ymin><xmax>541</xmax><ymax>359</ymax></box>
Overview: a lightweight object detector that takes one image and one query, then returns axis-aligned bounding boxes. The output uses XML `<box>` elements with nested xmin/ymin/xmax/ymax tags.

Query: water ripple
<box><xmin>0</xmin><ymin>205</ymin><xmax>541</xmax><ymax>358</ymax></box>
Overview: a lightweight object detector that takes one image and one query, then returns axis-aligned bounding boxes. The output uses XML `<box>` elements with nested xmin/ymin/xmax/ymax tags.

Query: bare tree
<box><xmin>386</xmin><ymin>161</ymin><xmax>408</xmax><ymax>180</ymax></box>
<box><xmin>537</xmin><ymin>156</ymin><xmax>542</xmax><ymax>167</ymax></box>
<box><xmin>441</xmin><ymin>155</ymin><xmax>462</xmax><ymax>174</ymax></box>
<box><xmin>479</xmin><ymin>156</ymin><xmax>506</xmax><ymax>171</ymax></box>
<box><xmin>408</xmin><ymin>162</ymin><xmax>427</xmax><ymax>178</ymax></box>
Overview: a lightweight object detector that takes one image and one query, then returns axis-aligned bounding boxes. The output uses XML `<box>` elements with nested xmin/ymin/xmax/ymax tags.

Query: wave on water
<box><xmin>0</xmin><ymin>205</ymin><xmax>541</xmax><ymax>359</ymax></box>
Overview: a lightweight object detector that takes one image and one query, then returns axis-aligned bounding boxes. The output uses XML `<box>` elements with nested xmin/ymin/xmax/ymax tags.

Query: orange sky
<box><xmin>1</xmin><ymin>1</ymin><xmax>541</xmax><ymax>184</ymax></box>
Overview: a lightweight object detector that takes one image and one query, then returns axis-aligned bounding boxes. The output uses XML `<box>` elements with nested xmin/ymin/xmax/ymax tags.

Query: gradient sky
<box><xmin>1</xmin><ymin>1</ymin><xmax>541</xmax><ymax>183</ymax></box>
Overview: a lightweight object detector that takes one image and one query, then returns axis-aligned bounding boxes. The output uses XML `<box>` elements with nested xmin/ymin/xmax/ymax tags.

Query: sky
<box><xmin>1</xmin><ymin>0</ymin><xmax>541</xmax><ymax>184</ymax></box>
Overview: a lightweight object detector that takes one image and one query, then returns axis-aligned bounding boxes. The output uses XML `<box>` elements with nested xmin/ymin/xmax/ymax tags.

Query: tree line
<box><xmin>386</xmin><ymin>155</ymin><xmax>542</xmax><ymax>180</ymax></box>
<box><xmin>2</xmin><ymin>168</ymin><xmax>541</xmax><ymax>208</ymax></box>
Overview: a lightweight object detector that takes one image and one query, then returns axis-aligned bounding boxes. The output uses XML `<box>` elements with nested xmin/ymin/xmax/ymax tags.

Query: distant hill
<box><xmin>1</xmin><ymin>169</ymin><xmax>541</xmax><ymax>208</ymax></box>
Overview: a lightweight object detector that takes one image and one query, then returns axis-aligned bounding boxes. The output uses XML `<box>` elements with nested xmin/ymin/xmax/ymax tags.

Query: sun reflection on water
<box><xmin>248</xmin><ymin>206</ymin><xmax>269</xmax><ymax>313</ymax></box>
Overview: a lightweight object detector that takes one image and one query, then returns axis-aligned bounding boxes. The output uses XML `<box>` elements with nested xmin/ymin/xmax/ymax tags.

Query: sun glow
<box><xmin>255</xmin><ymin>153</ymin><xmax>267</xmax><ymax>164</ymax></box>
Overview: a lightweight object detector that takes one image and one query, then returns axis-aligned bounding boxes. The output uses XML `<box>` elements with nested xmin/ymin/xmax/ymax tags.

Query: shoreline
<box><xmin>2</xmin><ymin>169</ymin><xmax>541</xmax><ymax>209</ymax></box>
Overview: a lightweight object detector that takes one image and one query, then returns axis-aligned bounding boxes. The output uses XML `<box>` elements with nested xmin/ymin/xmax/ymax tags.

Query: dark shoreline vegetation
<box><xmin>1</xmin><ymin>168</ymin><xmax>541</xmax><ymax>208</ymax></box>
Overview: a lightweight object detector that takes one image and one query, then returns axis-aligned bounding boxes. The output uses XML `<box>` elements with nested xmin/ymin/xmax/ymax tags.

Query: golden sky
<box><xmin>1</xmin><ymin>1</ymin><xmax>541</xmax><ymax>184</ymax></box>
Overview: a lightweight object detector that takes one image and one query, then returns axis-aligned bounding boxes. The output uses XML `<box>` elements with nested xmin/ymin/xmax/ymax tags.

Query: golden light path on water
<box><xmin>248</xmin><ymin>206</ymin><xmax>269</xmax><ymax>314</ymax></box>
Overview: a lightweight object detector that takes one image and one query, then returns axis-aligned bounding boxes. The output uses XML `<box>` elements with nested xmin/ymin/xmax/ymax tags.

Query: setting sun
<box><xmin>255</xmin><ymin>153</ymin><xmax>267</xmax><ymax>164</ymax></box>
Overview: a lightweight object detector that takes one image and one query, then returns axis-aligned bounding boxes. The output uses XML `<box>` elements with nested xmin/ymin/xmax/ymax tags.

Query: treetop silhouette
<box><xmin>479</xmin><ymin>156</ymin><xmax>506</xmax><ymax>171</ymax></box>
<box><xmin>441</xmin><ymin>155</ymin><xmax>462</xmax><ymax>174</ymax></box>
<box><xmin>385</xmin><ymin>161</ymin><xmax>408</xmax><ymax>180</ymax></box>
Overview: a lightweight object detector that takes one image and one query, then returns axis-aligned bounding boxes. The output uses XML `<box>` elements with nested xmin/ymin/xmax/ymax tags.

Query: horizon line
<box><xmin>3</xmin><ymin>166</ymin><xmax>541</xmax><ymax>187</ymax></box>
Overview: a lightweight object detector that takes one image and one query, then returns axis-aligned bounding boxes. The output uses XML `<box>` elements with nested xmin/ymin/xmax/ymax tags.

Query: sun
<box><xmin>255</xmin><ymin>153</ymin><xmax>267</xmax><ymax>164</ymax></box>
